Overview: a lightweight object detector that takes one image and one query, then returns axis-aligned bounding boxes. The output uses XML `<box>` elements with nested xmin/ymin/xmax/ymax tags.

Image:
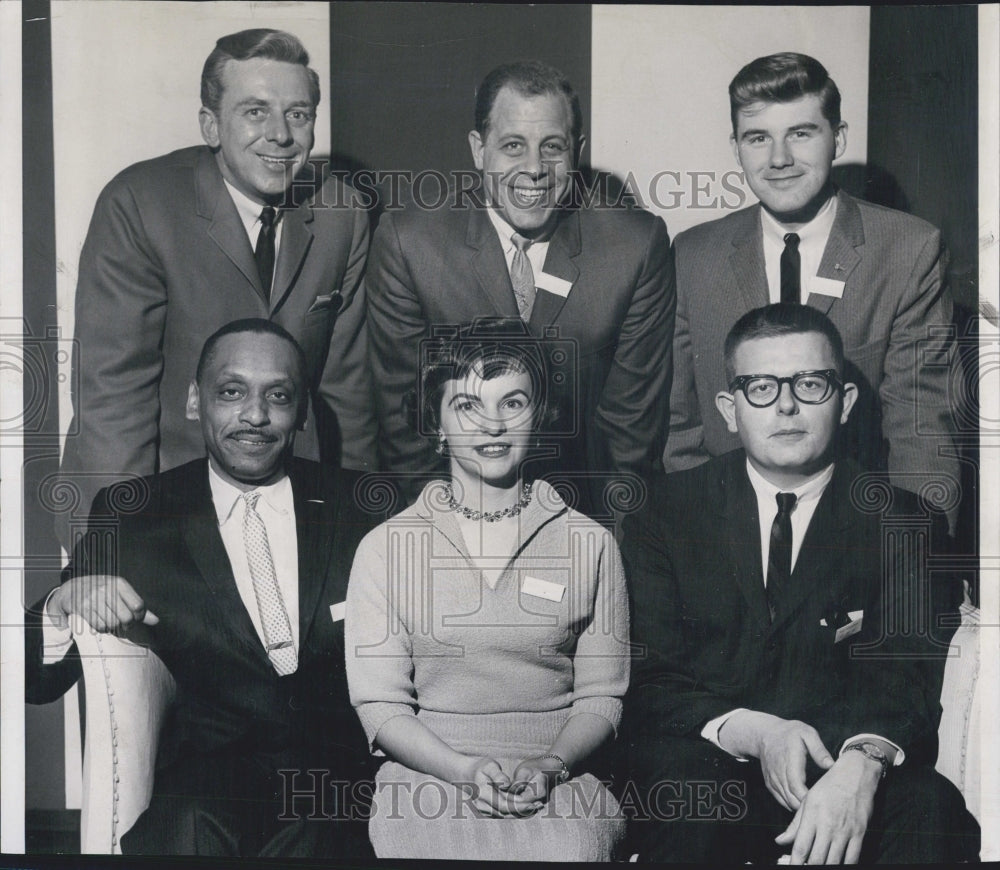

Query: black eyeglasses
<box><xmin>728</xmin><ymin>370</ymin><xmax>842</xmax><ymax>407</ymax></box>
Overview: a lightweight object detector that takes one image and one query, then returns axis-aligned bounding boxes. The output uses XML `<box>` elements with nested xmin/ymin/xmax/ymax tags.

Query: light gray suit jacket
<box><xmin>664</xmin><ymin>190</ymin><xmax>960</xmax><ymax>516</ymax></box>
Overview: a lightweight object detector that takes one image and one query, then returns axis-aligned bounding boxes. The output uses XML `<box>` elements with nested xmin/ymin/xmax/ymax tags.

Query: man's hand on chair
<box><xmin>47</xmin><ymin>575</ymin><xmax>159</xmax><ymax>633</ymax></box>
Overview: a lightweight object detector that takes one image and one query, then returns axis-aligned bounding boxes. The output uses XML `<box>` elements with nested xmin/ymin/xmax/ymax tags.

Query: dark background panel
<box><xmin>328</xmin><ymin>2</ymin><xmax>592</xmax><ymax>178</ymax></box>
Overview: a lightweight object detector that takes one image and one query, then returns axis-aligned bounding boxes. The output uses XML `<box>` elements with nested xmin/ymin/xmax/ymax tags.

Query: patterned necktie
<box><xmin>242</xmin><ymin>491</ymin><xmax>297</xmax><ymax>675</ymax></box>
<box><xmin>780</xmin><ymin>232</ymin><xmax>801</xmax><ymax>304</ymax></box>
<box><xmin>765</xmin><ymin>492</ymin><xmax>797</xmax><ymax>622</ymax></box>
<box><xmin>255</xmin><ymin>206</ymin><xmax>277</xmax><ymax>301</ymax></box>
<box><xmin>510</xmin><ymin>232</ymin><xmax>536</xmax><ymax>321</ymax></box>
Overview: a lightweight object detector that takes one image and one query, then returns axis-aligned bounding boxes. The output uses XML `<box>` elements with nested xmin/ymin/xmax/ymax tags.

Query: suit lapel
<box><xmin>729</xmin><ymin>206</ymin><xmax>770</xmax><ymax>313</ymax></box>
<box><xmin>195</xmin><ymin>150</ymin><xmax>266</xmax><ymax>303</ymax></box>
<box><xmin>719</xmin><ymin>456</ymin><xmax>772</xmax><ymax>628</ymax></box>
<box><xmin>466</xmin><ymin>208</ymin><xmax>520</xmax><ymax>317</ymax></box>
<box><xmin>530</xmin><ymin>210</ymin><xmax>581</xmax><ymax>330</ymax></box>
<box><xmin>179</xmin><ymin>466</ymin><xmax>268</xmax><ymax>660</ymax></box>
<box><xmin>271</xmin><ymin>206</ymin><xmax>314</xmax><ymax>313</ymax></box>
<box><xmin>291</xmin><ymin>467</ymin><xmax>337</xmax><ymax>659</ymax></box>
<box><xmin>809</xmin><ymin>190</ymin><xmax>863</xmax><ymax>316</ymax></box>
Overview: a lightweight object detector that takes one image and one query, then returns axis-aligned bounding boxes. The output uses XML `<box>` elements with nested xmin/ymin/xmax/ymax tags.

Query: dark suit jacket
<box><xmin>58</xmin><ymin>146</ymin><xmax>376</xmax><ymax>545</ymax></box>
<box><xmin>366</xmin><ymin>197</ymin><xmax>675</xmax><ymax>511</ymax></box>
<box><xmin>664</xmin><ymin>191</ymin><xmax>959</xmax><ymax>512</ymax></box>
<box><xmin>621</xmin><ymin>451</ymin><xmax>958</xmax><ymax>764</ymax></box>
<box><xmin>27</xmin><ymin>458</ymin><xmax>373</xmax><ymax>790</ymax></box>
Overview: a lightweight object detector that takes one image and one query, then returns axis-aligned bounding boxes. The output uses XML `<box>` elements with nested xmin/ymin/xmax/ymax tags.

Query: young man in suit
<box><xmin>622</xmin><ymin>304</ymin><xmax>977</xmax><ymax>863</ymax></box>
<box><xmin>27</xmin><ymin>320</ymin><xmax>374</xmax><ymax>857</ymax></box>
<box><xmin>664</xmin><ymin>52</ymin><xmax>959</xmax><ymax>530</ymax></box>
<box><xmin>366</xmin><ymin>60</ymin><xmax>675</xmax><ymax>515</ymax></box>
<box><xmin>57</xmin><ymin>28</ymin><xmax>376</xmax><ymax>549</ymax></box>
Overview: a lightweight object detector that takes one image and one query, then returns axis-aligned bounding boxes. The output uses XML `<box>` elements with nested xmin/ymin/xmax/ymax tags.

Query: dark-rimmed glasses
<box><xmin>728</xmin><ymin>369</ymin><xmax>842</xmax><ymax>407</ymax></box>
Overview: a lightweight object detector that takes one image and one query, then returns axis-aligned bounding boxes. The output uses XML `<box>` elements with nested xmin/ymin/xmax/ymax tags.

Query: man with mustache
<box><xmin>57</xmin><ymin>28</ymin><xmax>376</xmax><ymax>548</ymax></box>
<box><xmin>622</xmin><ymin>304</ymin><xmax>977</xmax><ymax>863</ymax></box>
<box><xmin>27</xmin><ymin>320</ymin><xmax>374</xmax><ymax>857</ymax></box>
<box><xmin>366</xmin><ymin>60</ymin><xmax>675</xmax><ymax>515</ymax></box>
<box><xmin>663</xmin><ymin>52</ymin><xmax>960</xmax><ymax>531</ymax></box>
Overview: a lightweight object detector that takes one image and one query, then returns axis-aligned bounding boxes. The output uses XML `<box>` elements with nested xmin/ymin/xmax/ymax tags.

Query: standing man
<box><xmin>28</xmin><ymin>320</ymin><xmax>374</xmax><ymax>857</ymax></box>
<box><xmin>58</xmin><ymin>28</ymin><xmax>376</xmax><ymax>546</ymax></box>
<box><xmin>367</xmin><ymin>60</ymin><xmax>674</xmax><ymax>514</ymax></box>
<box><xmin>623</xmin><ymin>304</ymin><xmax>976</xmax><ymax>863</ymax></box>
<box><xmin>664</xmin><ymin>53</ymin><xmax>959</xmax><ymax>526</ymax></box>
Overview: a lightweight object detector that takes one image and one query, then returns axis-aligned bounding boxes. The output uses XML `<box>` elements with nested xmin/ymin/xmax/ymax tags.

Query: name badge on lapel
<box><xmin>521</xmin><ymin>575</ymin><xmax>566</xmax><ymax>603</ymax></box>
<box><xmin>329</xmin><ymin>601</ymin><xmax>346</xmax><ymax>623</ymax></box>
<box><xmin>810</xmin><ymin>277</ymin><xmax>845</xmax><ymax>299</ymax></box>
<box><xmin>536</xmin><ymin>272</ymin><xmax>573</xmax><ymax>299</ymax></box>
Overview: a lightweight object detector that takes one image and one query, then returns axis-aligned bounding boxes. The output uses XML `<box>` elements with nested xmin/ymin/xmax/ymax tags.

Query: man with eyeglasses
<box><xmin>621</xmin><ymin>304</ymin><xmax>977</xmax><ymax>863</ymax></box>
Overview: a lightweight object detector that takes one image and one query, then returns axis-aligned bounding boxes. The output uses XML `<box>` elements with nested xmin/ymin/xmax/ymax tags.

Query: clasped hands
<box><xmin>456</xmin><ymin>755</ymin><xmax>565</xmax><ymax>819</ymax></box>
<box><xmin>47</xmin><ymin>574</ymin><xmax>158</xmax><ymax>633</ymax></box>
<box><xmin>720</xmin><ymin>711</ymin><xmax>884</xmax><ymax>864</ymax></box>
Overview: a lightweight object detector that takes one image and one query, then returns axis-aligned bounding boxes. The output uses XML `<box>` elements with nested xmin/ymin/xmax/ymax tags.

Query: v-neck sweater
<box><xmin>345</xmin><ymin>479</ymin><xmax>630</xmax><ymax>748</ymax></box>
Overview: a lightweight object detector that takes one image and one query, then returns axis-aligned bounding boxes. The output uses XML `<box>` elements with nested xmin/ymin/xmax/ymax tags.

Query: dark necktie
<box><xmin>255</xmin><ymin>206</ymin><xmax>277</xmax><ymax>301</ymax></box>
<box><xmin>510</xmin><ymin>232</ymin><xmax>536</xmax><ymax>321</ymax></box>
<box><xmin>780</xmin><ymin>232</ymin><xmax>801</xmax><ymax>304</ymax></box>
<box><xmin>765</xmin><ymin>492</ymin><xmax>797</xmax><ymax>622</ymax></box>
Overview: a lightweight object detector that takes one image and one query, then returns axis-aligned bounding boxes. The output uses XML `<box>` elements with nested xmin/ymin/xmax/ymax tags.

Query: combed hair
<box><xmin>723</xmin><ymin>303</ymin><xmax>845</xmax><ymax>383</ymax></box>
<box><xmin>409</xmin><ymin>317</ymin><xmax>557</xmax><ymax>438</ymax></box>
<box><xmin>201</xmin><ymin>28</ymin><xmax>320</xmax><ymax>114</ymax></box>
<box><xmin>474</xmin><ymin>60</ymin><xmax>583</xmax><ymax>141</ymax></box>
<box><xmin>729</xmin><ymin>52</ymin><xmax>841</xmax><ymax>134</ymax></box>
<box><xmin>196</xmin><ymin>318</ymin><xmax>308</xmax><ymax>391</ymax></box>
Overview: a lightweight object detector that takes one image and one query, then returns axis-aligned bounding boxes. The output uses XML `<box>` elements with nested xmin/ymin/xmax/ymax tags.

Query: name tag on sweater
<box><xmin>536</xmin><ymin>272</ymin><xmax>573</xmax><ymax>298</ymax></box>
<box><xmin>521</xmin><ymin>575</ymin><xmax>566</xmax><ymax>602</ymax></box>
<box><xmin>329</xmin><ymin>601</ymin><xmax>346</xmax><ymax>623</ymax></box>
<box><xmin>810</xmin><ymin>276</ymin><xmax>845</xmax><ymax>298</ymax></box>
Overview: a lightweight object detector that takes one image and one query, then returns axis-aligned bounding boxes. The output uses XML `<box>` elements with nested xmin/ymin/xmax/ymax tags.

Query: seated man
<box><xmin>621</xmin><ymin>303</ymin><xmax>977</xmax><ymax>863</ymax></box>
<box><xmin>26</xmin><ymin>319</ymin><xmax>374</xmax><ymax>857</ymax></box>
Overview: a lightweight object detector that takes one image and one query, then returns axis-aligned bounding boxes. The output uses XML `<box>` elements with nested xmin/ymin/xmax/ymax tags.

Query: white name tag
<box><xmin>521</xmin><ymin>575</ymin><xmax>566</xmax><ymax>602</ymax></box>
<box><xmin>329</xmin><ymin>601</ymin><xmax>347</xmax><ymax>623</ymax></box>
<box><xmin>536</xmin><ymin>272</ymin><xmax>573</xmax><ymax>298</ymax></box>
<box><xmin>810</xmin><ymin>276</ymin><xmax>846</xmax><ymax>299</ymax></box>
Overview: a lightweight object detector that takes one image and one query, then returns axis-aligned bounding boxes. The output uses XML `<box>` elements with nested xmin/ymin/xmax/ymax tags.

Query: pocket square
<box><xmin>329</xmin><ymin>601</ymin><xmax>347</xmax><ymax>623</ymax></box>
<box><xmin>308</xmin><ymin>293</ymin><xmax>342</xmax><ymax>314</ymax></box>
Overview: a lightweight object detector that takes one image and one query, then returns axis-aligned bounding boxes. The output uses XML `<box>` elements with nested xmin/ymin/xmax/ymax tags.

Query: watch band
<box><xmin>539</xmin><ymin>753</ymin><xmax>570</xmax><ymax>785</ymax></box>
<box><xmin>842</xmin><ymin>741</ymin><xmax>889</xmax><ymax>778</ymax></box>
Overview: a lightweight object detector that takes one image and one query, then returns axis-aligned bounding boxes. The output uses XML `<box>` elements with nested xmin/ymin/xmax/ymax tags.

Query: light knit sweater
<box><xmin>345</xmin><ymin>479</ymin><xmax>630</xmax><ymax>748</ymax></box>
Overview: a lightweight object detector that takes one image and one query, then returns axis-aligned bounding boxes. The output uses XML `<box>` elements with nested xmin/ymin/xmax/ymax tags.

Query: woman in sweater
<box><xmin>345</xmin><ymin>323</ymin><xmax>629</xmax><ymax>861</ymax></box>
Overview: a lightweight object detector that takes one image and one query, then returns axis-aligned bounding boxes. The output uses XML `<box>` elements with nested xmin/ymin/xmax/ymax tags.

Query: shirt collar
<box><xmin>485</xmin><ymin>205</ymin><xmax>554</xmax><ymax>251</ymax></box>
<box><xmin>223</xmin><ymin>179</ymin><xmax>281</xmax><ymax>235</ymax></box>
<box><xmin>760</xmin><ymin>193</ymin><xmax>838</xmax><ymax>248</ymax></box>
<box><xmin>208</xmin><ymin>463</ymin><xmax>293</xmax><ymax>525</ymax></box>
<box><xmin>745</xmin><ymin>458</ymin><xmax>835</xmax><ymax>505</ymax></box>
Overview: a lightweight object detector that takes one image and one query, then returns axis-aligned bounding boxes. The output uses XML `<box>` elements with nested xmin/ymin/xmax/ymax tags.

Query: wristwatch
<box><xmin>539</xmin><ymin>753</ymin><xmax>571</xmax><ymax>785</ymax></box>
<box><xmin>842</xmin><ymin>741</ymin><xmax>889</xmax><ymax>778</ymax></box>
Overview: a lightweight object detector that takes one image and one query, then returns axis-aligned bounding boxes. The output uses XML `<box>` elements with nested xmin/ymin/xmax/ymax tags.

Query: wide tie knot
<box><xmin>776</xmin><ymin>491</ymin><xmax>798</xmax><ymax>515</ymax></box>
<box><xmin>511</xmin><ymin>232</ymin><xmax>532</xmax><ymax>253</ymax></box>
<box><xmin>259</xmin><ymin>205</ymin><xmax>277</xmax><ymax>229</ymax></box>
<box><xmin>783</xmin><ymin>232</ymin><xmax>800</xmax><ymax>251</ymax></box>
<box><xmin>243</xmin><ymin>490</ymin><xmax>261</xmax><ymax>512</ymax></box>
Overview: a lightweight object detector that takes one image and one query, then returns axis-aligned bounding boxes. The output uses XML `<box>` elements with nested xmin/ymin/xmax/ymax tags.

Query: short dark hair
<box><xmin>723</xmin><ymin>303</ymin><xmax>845</xmax><ymax>383</ymax></box>
<box><xmin>196</xmin><ymin>318</ymin><xmax>308</xmax><ymax>401</ymax></box>
<box><xmin>474</xmin><ymin>60</ymin><xmax>583</xmax><ymax>142</ymax></box>
<box><xmin>729</xmin><ymin>52</ymin><xmax>841</xmax><ymax>135</ymax></box>
<box><xmin>410</xmin><ymin>318</ymin><xmax>557</xmax><ymax>439</ymax></box>
<box><xmin>200</xmin><ymin>28</ymin><xmax>320</xmax><ymax>115</ymax></box>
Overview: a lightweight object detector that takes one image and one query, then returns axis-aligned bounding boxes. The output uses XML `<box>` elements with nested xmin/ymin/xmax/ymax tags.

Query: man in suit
<box><xmin>57</xmin><ymin>28</ymin><xmax>376</xmax><ymax>548</ymax></box>
<box><xmin>366</xmin><ymin>60</ymin><xmax>674</xmax><ymax>514</ymax></box>
<box><xmin>27</xmin><ymin>320</ymin><xmax>374</xmax><ymax>857</ymax></box>
<box><xmin>664</xmin><ymin>52</ymin><xmax>959</xmax><ymax>529</ymax></box>
<box><xmin>622</xmin><ymin>304</ymin><xmax>977</xmax><ymax>863</ymax></box>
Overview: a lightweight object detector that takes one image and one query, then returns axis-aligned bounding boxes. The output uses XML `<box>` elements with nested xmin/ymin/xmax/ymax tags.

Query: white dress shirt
<box><xmin>42</xmin><ymin>467</ymin><xmax>301</xmax><ymax>660</ymax></box>
<box><xmin>209</xmin><ymin>466</ymin><xmax>300</xmax><ymax>652</ymax></box>
<box><xmin>761</xmin><ymin>194</ymin><xmax>838</xmax><ymax>303</ymax></box>
<box><xmin>700</xmin><ymin>460</ymin><xmax>904</xmax><ymax>765</ymax></box>
<box><xmin>486</xmin><ymin>206</ymin><xmax>550</xmax><ymax>285</ymax></box>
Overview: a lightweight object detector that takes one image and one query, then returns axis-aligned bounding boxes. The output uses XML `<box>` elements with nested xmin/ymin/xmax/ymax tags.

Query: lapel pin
<box><xmin>834</xmin><ymin>263</ymin><xmax>844</xmax><ymax>271</ymax></box>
